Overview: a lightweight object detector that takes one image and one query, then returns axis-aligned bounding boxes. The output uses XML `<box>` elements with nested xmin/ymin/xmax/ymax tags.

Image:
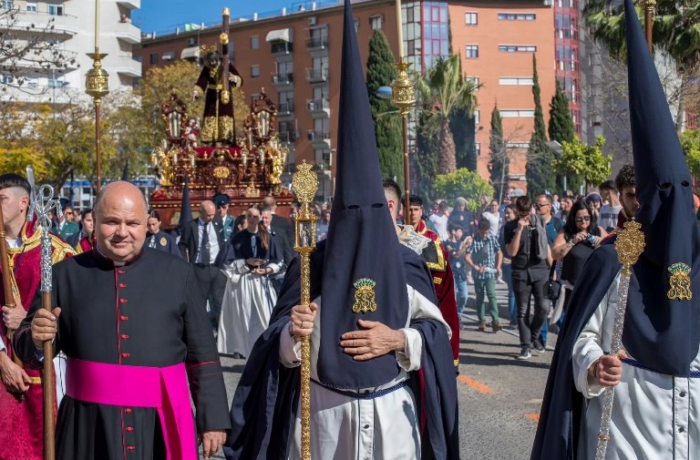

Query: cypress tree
<box><xmin>366</xmin><ymin>30</ymin><xmax>404</xmax><ymax>184</ymax></box>
<box><xmin>488</xmin><ymin>104</ymin><xmax>508</xmax><ymax>201</ymax></box>
<box><xmin>526</xmin><ymin>54</ymin><xmax>556</xmax><ymax>195</ymax></box>
<box><xmin>548</xmin><ymin>81</ymin><xmax>579</xmax><ymax>194</ymax></box>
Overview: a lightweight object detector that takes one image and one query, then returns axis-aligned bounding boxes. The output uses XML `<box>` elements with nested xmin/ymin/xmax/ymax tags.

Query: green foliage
<box><xmin>585</xmin><ymin>1</ymin><xmax>700</xmax><ymax>69</ymax></box>
<box><xmin>681</xmin><ymin>129</ymin><xmax>700</xmax><ymax>177</ymax></box>
<box><xmin>366</xmin><ymin>30</ymin><xmax>403</xmax><ymax>184</ymax></box>
<box><xmin>488</xmin><ymin>105</ymin><xmax>508</xmax><ymax>200</ymax></box>
<box><xmin>433</xmin><ymin>168</ymin><xmax>494</xmax><ymax>214</ymax></box>
<box><xmin>414</xmin><ymin>107</ymin><xmax>439</xmax><ymax>202</ymax></box>
<box><xmin>416</xmin><ymin>55</ymin><xmax>479</xmax><ymax>174</ymax></box>
<box><xmin>552</xmin><ymin>136</ymin><xmax>612</xmax><ymax>189</ymax></box>
<box><xmin>548</xmin><ymin>82</ymin><xmax>576</xmax><ymax>143</ymax></box>
<box><xmin>450</xmin><ymin>105</ymin><xmax>477</xmax><ymax>171</ymax></box>
<box><xmin>526</xmin><ymin>54</ymin><xmax>556</xmax><ymax>195</ymax></box>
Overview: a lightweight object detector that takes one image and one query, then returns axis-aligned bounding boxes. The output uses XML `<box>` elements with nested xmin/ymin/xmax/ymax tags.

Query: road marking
<box><xmin>457</xmin><ymin>375</ymin><xmax>495</xmax><ymax>394</ymax></box>
<box><xmin>526</xmin><ymin>413</ymin><xmax>540</xmax><ymax>423</ymax></box>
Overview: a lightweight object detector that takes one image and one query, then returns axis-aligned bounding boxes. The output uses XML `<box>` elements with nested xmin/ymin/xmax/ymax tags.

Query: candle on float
<box><xmin>190</xmin><ymin>154</ymin><xmax>196</xmax><ymax>168</ymax></box>
<box><xmin>395</xmin><ymin>0</ymin><xmax>403</xmax><ymax>60</ymax></box>
<box><xmin>172</xmin><ymin>151</ymin><xmax>178</xmax><ymax>165</ymax></box>
<box><xmin>95</xmin><ymin>0</ymin><xmax>100</xmax><ymax>50</ymax></box>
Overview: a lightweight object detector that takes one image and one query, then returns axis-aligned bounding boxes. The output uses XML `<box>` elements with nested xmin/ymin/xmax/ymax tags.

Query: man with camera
<box><xmin>504</xmin><ymin>196</ymin><xmax>552</xmax><ymax>360</ymax></box>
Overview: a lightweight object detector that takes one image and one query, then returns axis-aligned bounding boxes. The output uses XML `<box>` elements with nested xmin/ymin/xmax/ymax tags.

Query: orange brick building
<box><xmin>135</xmin><ymin>0</ymin><xmax>558</xmax><ymax>198</ymax></box>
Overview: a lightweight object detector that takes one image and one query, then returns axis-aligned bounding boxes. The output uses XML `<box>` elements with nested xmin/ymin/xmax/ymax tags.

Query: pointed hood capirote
<box><xmin>623</xmin><ymin>0</ymin><xmax>700</xmax><ymax>376</ymax></box>
<box><xmin>316</xmin><ymin>0</ymin><xmax>408</xmax><ymax>390</ymax></box>
<box><xmin>178</xmin><ymin>175</ymin><xmax>193</xmax><ymax>230</ymax></box>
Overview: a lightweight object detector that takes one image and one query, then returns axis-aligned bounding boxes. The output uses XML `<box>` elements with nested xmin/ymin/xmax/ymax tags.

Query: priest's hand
<box><xmin>2</xmin><ymin>295</ymin><xmax>27</xmax><ymax>330</ymax></box>
<box><xmin>290</xmin><ymin>303</ymin><xmax>318</xmax><ymax>338</ymax></box>
<box><xmin>30</xmin><ymin>307</ymin><xmax>61</xmax><ymax>349</ymax></box>
<box><xmin>590</xmin><ymin>350</ymin><xmax>628</xmax><ymax>387</ymax></box>
<box><xmin>0</xmin><ymin>351</ymin><xmax>31</xmax><ymax>395</ymax></box>
<box><xmin>200</xmin><ymin>430</ymin><xmax>226</xmax><ymax>459</ymax></box>
<box><xmin>341</xmin><ymin>320</ymin><xmax>405</xmax><ymax>361</ymax></box>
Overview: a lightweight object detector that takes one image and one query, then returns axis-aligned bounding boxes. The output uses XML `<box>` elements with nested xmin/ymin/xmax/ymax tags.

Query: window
<box><xmin>475</xmin><ymin>143</ymin><xmax>481</xmax><ymax>156</ymax></box>
<box><xmin>251</xmin><ymin>65</ymin><xmax>260</xmax><ymax>78</ymax></box>
<box><xmin>465</xmin><ymin>45</ymin><xmax>479</xmax><ymax>59</ymax></box>
<box><xmin>506</xmin><ymin>142</ymin><xmax>530</xmax><ymax>149</ymax></box>
<box><xmin>149</xmin><ymin>53</ymin><xmax>158</xmax><ymax>65</ymax></box>
<box><xmin>500</xmin><ymin>109</ymin><xmax>535</xmax><ymax>118</ymax></box>
<box><xmin>499</xmin><ymin>45</ymin><xmax>537</xmax><ymax>53</ymax></box>
<box><xmin>162</xmin><ymin>51</ymin><xmax>175</xmax><ymax>61</ymax></box>
<box><xmin>498</xmin><ymin>13</ymin><xmax>536</xmax><ymax>21</ymax></box>
<box><xmin>466</xmin><ymin>76</ymin><xmax>480</xmax><ymax>87</ymax></box>
<box><xmin>354</xmin><ymin>18</ymin><xmax>359</xmax><ymax>32</ymax></box>
<box><xmin>370</xmin><ymin>15</ymin><xmax>383</xmax><ymax>30</ymax></box>
<box><xmin>1</xmin><ymin>74</ymin><xmax>11</xmax><ymax>84</ymax></box>
<box><xmin>499</xmin><ymin>77</ymin><xmax>534</xmax><ymax>86</ymax></box>
<box><xmin>250</xmin><ymin>36</ymin><xmax>259</xmax><ymax>50</ymax></box>
<box><xmin>1</xmin><ymin>1</ymin><xmax>12</xmax><ymax>10</ymax></box>
<box><xmin>26</xmin><ymin>2</ymin><xmax>37</xmax><ymax>12</ymax></box>
<box><xmin>465</xmin><ymin>12</ymin><xmax>477</xmax><ymax>25</ymax></box>
<box><xmin>48</xmin><ymin>5</ymin><xmax>63</xmax><ymax>15</ymax></box>
<box><xmin>473</xmin><ymin>110</ymin><xmax>480</xmax><ymax>125</ymax></box>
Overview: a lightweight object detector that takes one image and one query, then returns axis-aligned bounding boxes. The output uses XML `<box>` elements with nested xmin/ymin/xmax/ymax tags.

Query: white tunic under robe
<box><xmin>279</xmin><ymin>285</ymin><xmax>450</xmax><ymax>460</ymax></box>
<box><xmin>218</xmin><ymin>259</ymin><xmax>281</xmax><ymax>358</ymax></box>
<box><xmin>573</xmin><ymin>273</ymin><xmax>700</xmax><ymax>460</ymax></box>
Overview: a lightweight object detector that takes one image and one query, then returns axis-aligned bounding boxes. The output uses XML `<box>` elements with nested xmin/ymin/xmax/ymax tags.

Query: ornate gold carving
<box><xmin>85</xmin><ymin>52</ymin><xmax>109</xmax><ymax>100</ymax></box>
<box><xmin>151</xmin><ymin>146</ymin><xmax>174</xmax><ymax>186</ymax></box>
<box><xmin>221</xmin><ymin>90</ymin><xmax>230</xmax><ymax>105</ymax></box>
<box><xmin>352</xmin><ymin>278</ymin><xmax>378</xmax><ymax>313</ymax></box>
<box><xmin>668</xmin><ymin>262</ymin><xmax>692</xmax><ymax>301</ymax></box>
<box><xmin>200</xmin><ymin>44</ymin><xmax>217</xmax><ymax>55</ymax></box>
<box><xmin>244</xmin><ymin>183</ymin><xmax>260</xmax><ymax>198</ymax></box>
<box><xmin>213</xmin><ymin>166</ymin><xmax>231</xmax><ymax>179</ymax></box>
<box><xmin>201</xmin><ymin>115</ymin><xmax>234</xmax><ymax>145</ymax></box>
<box><xmin>292</xmin><ymin>161</ymin><xmax>319</xmax><ymax>460</ymax></box>
<box><xmin>644</xmin><ymin>0</ymin><xmax>657</xmax><ymax>11</ymax></box>
<box><xmin>391</xmin><ymin>59</ymin><xmax>415</xmax><ymax>116</ymax></box>
<box><xmin>614</xmin><ymin>219</ymin><xmax>645</xmax><ymax>276</ymax></box>
<box><xmin>219</xmin><ymin>32</ymin><xmax>229</xmax><ymax>45</ymax></box>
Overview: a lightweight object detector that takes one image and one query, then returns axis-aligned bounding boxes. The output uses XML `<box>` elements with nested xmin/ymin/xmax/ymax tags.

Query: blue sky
<box><xmin>133</xmin><ymin>1</ymin><xmax>299</xmax><ymax>34</ymax></box>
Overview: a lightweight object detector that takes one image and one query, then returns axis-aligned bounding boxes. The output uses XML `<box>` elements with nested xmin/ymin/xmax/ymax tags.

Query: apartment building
<box><xmin>136</xmin><ymin>0</ymin><xmax>558</xmax><ymax>196</ymax></box>
<box><xmin>0</xmin><ymin>0</ymin><xmax>142</xmax><ymax>104</ymax></box>
<box><xmin>449</xmin><ymin>1</ymin><xmax>556</xmax><ymax>183</ymax></box>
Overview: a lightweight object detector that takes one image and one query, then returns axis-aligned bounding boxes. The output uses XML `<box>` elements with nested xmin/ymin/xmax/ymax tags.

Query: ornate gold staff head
<box><xmin>614</xmin><ymin>219</ymin><xmax>645</xmax><ymax>276</ymax></box>
<box><xmin>292</xmin><ymin>161</ymin><xmax>319</xmax><ymax>251</ymax></box>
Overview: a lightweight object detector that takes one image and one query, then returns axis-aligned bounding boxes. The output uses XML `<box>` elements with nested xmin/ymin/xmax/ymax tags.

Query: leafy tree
<box><xmin>450</xmin><ymin>56</ymin><xmax>477</xmax><ymax>171</ymax></box>
<box><xmin>548</xmin><ymin>82</ymin><xmax>576</xmax><ymax>144</ymax></box>
<box><xmin>552</xmin><ymin>136</ymin><xmax>611</xmax><ymax>191</ymax></box>
<box><xmin>416</xmin><ymin>55</ymin><xmax>479</xmax><ymax>174</ymax></box>
<box><xmin>681</xmin><ymin>129</ymin><xmax>700</xmax><ymax>177</ymax></box>
<box><xmin>0</xmin><ymin>146</ymin><xmax>48</xmax><ymax>178</ymax></box>
<box><xmin>366</xmin><ymin>30</ymin><xmax>403</xmax><ymax>184</ymax></box>
<box><xmin>433</xmin><ymin>168</ymin><xmax>494</xmax><ymax>214</ymax></box>
<box><xmin>414</xmin><ymin>106</ymin><xmax>440</xmax><ymax>202</ymax></box>
<box><xmin>488</xmin><ymin>104</ymin><xmax>508</xmax><ymax>201</ymax></box>
<box><xmin>525</xmin><ymin>54</ymin><xmax>556</xmax><ymax>195</ymax></box>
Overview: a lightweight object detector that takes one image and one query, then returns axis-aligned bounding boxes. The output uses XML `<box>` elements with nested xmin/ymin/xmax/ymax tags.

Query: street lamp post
<box><xmin>85</xmin><ymin>0</ymin><xmax>109</xmax><ymax>193</ymax></box>
<box><xmin>390</xmin><ymin>0</ymin><xmax>415</xmax><ymax>225</ymax></box>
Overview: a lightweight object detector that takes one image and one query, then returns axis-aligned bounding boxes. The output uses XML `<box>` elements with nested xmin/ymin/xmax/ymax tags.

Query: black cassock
<box><xmin>14</xmin><ymin>248</ymin><xmax>230</xmax><ymax>460</ymax></box>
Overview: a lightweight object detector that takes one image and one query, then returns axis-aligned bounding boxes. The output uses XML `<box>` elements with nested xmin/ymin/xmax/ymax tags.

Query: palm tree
<box><xmin>416</xmin><ymin>55</ymin><xmax>480</xmax><ymax>174</ymax></box>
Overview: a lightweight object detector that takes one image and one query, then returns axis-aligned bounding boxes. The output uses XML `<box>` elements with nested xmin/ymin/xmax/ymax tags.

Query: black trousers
<box><xmin>193</xmin><ymin>264</ymin><xmax>227</xmax><ymax>331</ymax></box>
<box><xmin>512</xmin><ymin>270</ymin><xmax>548</xmax><ymax>348</ymax></box>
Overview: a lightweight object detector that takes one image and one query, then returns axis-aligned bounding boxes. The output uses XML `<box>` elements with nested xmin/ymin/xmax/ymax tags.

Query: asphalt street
<box><xmin>207</xmin><ymin>281</ymin><xmax>555</xmax><ymax>460</ymax></box>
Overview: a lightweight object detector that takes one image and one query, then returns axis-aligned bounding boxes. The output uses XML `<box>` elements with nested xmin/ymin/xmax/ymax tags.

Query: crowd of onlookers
<box><xmin>420</xmin><ymin>166</ymin><xmax>649</xmax><ymax>360</ymax></box>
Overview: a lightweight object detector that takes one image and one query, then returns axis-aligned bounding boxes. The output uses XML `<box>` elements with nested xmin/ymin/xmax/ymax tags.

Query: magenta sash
<box><xmin>65</xmin><ymin>358</ymin><xmax>197</xmax><ymax>460</ymax></box>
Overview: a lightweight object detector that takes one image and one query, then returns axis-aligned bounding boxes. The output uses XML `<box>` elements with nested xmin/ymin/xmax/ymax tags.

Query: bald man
<box><xmin>14</xmin><ymin>182</ymin><xmax>230</xmax><ymax>459</ymax></box>
<box><xmin>178</xmin><ymin>199</ymin><xmax>229</xmax><ymax>332</ymax></box>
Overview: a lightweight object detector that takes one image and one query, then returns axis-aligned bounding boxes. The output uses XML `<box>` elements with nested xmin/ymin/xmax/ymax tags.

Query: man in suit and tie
<box><xmin>261</xmin><ymin>206</ymin><xmax>292</xmax><ymax>292</ymax></box>
<box><xmin>178</xmin><ymin>200</ymin><xmax>228</xmax><ymax>332</ymax></box>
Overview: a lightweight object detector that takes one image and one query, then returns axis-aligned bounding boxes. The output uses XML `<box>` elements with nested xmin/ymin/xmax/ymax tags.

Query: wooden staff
<box><xmin>291</xmin><ymin>162</ymin><xmax>319</xmax><ymax>460</ymax></box>
<box><xmin>0</xmin><ymin>202</ymin><xmax>21</xmax><ymax>367</ymax></box>
<box><xmin>26</xmin><ymin>167</ymin><xmax>58</xmax><ymax>460</ymax></box>
<box><xmin>643</xmin><ymin>0</ymin><xmax>655</xmax><ymax>53</ymax></box>
<box><xmin>220</xmin><ymin>8</ymin><xmax>231</xmax><ymax>105</ymax></box>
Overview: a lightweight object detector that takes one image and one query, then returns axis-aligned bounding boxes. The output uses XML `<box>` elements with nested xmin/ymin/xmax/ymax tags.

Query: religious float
<box><xmin>148</xmin><ymin>89</ymin><xmax>293</xmax><ymax>229</ymax></box>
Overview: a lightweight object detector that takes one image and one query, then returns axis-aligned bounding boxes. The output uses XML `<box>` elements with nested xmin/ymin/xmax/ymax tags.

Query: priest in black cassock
<box><xmin>223</xmin><ymin>1</ymin><xmax>459</xmax><ymax>458</ymax></box>
<box><xmin>14</xmin><ymin>181</ymin><xmax>230</xmax><ymax>460</ymax></box>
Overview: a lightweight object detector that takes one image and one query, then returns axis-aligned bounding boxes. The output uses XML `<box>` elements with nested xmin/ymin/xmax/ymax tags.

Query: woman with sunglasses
<box><xmin>551</xmin><ymin>201</ymin><xmax>608</xmax><ymax>318</ymax></box>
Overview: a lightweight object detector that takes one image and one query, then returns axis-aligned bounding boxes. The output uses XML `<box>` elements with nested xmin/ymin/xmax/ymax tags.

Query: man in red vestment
<box><xmin>0</xmin><ymin>173</ymin><xmax>74</xmax><ymax>460</ymax></box>
<box><xmin>386</xmin><ymin>186</ymin><xmax>460</xmax><ymax>369</ymax></box>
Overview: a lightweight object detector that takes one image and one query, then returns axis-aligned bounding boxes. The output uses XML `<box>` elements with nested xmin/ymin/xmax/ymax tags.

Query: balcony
<box><xmin>114</xmin><ymin>54</ymin><xmax>142</xmax><ymax>78</ymax></box>
<box><xmin>277</xmin><ymin>102</ymin><xmax>294</xmax><ymax>121</ymax></box>
<box><xmin>306</xmin><ymin>98</ymin><xmax>330</xmax><ymax>116</ymax></box>
<box><xmin>272</xmin><ymin>72</ymin><xmax>293</xmax><ymax>86</ymax></box>
<box><xmin>14</xmin><ymin>11</ymin><xmax>79</xmax><ymax>36</ymax></box>
<box><xmin>307</xmin><ymin>130</ymin><xmax>331</xmax><ymax>147</ymax></box>
<box><xmin>278</xmin><ymin>131</ymin><xmax>299</xmax><ymax>143</ymax></box>
<box><xmin>305</xmin><ymin>68</ymin><xmax>328</xmax><ymax>84</ymax></box>
<box><xmin>306</xmin><ymin>37</ymin><xmax>329</xmax><ymax>51</ymax></box>
<box><xmin>115</xmin><ymin>22</ymin><xmax>141</xmax><ymax>44</ymax></box>
<box><xmin>117</xmin><ymin>0</ymin><xmax>141</xmax><ymax>9</ymax></box>
<box><xmin>271</xmin><ymin>42</ymin><xmax>293</xmax><ymax>55</ymax></box>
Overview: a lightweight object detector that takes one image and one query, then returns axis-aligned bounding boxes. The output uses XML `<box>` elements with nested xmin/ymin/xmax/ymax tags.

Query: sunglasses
<box><xmin>535</xmin><ymin>203</ymin><xmax>550</xmax><ymax>209</ymax></box>
<box><xmin>575</xmin><ymin>216</ymin><xmax>591</xmax><ymax>222</ymax></box>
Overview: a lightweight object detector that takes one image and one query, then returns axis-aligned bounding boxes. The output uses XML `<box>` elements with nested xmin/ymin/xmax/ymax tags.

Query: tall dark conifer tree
<box><xmin>366</xmin><ymin>30</ymin><xmax>403</xmax><ymax>184</ymax></box>
<box><xmin>526</xmin><ymin>54</ymin><xmax>556</xmax><ymax>195</ymax></box>
<box><xmin>488</xmin><ymin>104</ymin><xmax>508</xmax><ymax>201</ymax></box>
<box><xmin>548</xmin><ymin>82</ymin><xmax>579</xmax><ymax>193</ymax></box>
